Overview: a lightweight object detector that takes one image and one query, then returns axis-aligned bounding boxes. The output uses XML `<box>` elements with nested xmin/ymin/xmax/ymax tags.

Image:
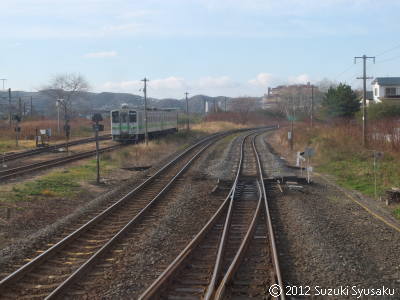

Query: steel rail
<box><xmin>0</xmin><ymin>144</ymin><xmax>121</xmax><ymax>181</ymax></box>
<box><xmin>214</xmin><ymin>181</ymin><xmax>262</xmax><ymax>299</ymax></box>
<box><xmin>0</xmin><ymin>130</ymin><xmax>229</xmax><ymax>296</ymax></box>
<box><xmin>213</xmin><ymin>132</ymin><xmax>285</xmax><ymax>299</ymax></box>
<box><xmin>204</xmin><ymin>132</ymin><xmax>260</xmax><ymax>299</ymax></box>
<box><xmin>45</xmin><ymin>137</ymin><xmax>217</xmax><ymax>299</ymax></box>
<box><xmin>139</xmin><ymin>131</ymin><xmax>253</xmax><ymax>300</ymax></box>
<box><xmin>139</xmin><ymin>129</ymin><xmax>284</xmax><ymax>300</ymax></box>
<box><xmin>254</xmin><ymin>133</ymin><xmax>285</xmax><ymax>300</ymax></box>
<box><xmin>2</xmin><ymin>134</ymin><xmax>112</xmax><ymax>162</ymax></box>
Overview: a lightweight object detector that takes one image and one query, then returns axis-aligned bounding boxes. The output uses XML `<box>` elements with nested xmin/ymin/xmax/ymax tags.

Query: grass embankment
<box><xmin>274</xmin><ymin>122</ymin><xmax>400</xmax><ymax>217</ymax></box>
<box><xmin>0</xmin><ymin>121</ymin><xmax>246</xmax><ymax>208</ymax></box>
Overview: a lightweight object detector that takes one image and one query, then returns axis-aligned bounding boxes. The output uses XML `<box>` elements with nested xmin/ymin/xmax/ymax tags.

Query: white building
<box><xmin>371</xmin><ymin>77</ymin><xmax>400</xmax><ymax>102</ymax></box>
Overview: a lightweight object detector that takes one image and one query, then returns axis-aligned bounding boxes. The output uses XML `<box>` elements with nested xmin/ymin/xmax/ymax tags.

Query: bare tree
<box><xmin>41</xmin><ymin>73</ymin><xmax>89</xmax><ymax>112</ymax></box>
<box><xmin>40</xmin><ymin>73</ymin><xmax>89</xmax><ymax>150</ymax></box>
<box><xmin>230</xmin><ymin>97</ymin><xmax>260</xmax><ymax>124</ymax></box>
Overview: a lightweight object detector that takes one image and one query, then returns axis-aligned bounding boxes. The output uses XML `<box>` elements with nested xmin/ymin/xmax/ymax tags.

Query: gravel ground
<box><xmin>262</xmin><ymin>131</ymin><xmax>400</xmax><ymax>300</ymax></box>
<box><xmin>67</xmin><ymin>131</ymin><xmax>243</xmax><ymax>298</ymax></box>
<box><xmin>0</xmin><ymin>134</ymin><xmax>215</xmax><ymax>278</ymax></box>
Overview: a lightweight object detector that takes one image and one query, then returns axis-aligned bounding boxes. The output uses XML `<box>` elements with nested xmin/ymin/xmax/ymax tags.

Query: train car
<box><xmin>111</xmin><ymin>104</ymin><xmax>178</xmax><ymax>142</ymax></box>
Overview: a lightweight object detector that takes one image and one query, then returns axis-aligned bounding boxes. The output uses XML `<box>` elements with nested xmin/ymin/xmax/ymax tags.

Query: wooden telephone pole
<box><xmin>355</xmin><ymin>54</ymin><xmax>375</xmax><ymax>147</ymax></box>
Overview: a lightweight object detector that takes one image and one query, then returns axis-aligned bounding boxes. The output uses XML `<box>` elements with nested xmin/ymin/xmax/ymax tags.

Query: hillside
<box><xmin>0</xmin><ymin>91</ymin><xmax>248</xmax><ymax>119</ymax></box>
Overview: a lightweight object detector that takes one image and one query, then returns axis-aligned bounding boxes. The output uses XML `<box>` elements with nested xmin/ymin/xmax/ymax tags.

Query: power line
<box><xmin>375</xmin><ymin>54</ymin><xmax>400</xmax><ymax>64</ymax></box>
<box><xmin>375</xmin><ymin>42</ymin><xmax>400</xmax><ymax>57</ymax></box>
<box><xmin>334</xmin><ymin>64</ymin><xmax>356</xmax><ymax>81</ymax></box>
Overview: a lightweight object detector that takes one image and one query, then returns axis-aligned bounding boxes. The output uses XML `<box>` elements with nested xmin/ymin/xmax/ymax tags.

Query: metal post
<box><xmin>290</xmin><ymin>97</ymin><xmax>294</xmax><ymax>151</ymax></box>
<box><xmin>8</xmin><ymin>88</ymin><xmax>11</xmax><ymax>128</ymax></box>
<box><xmin>373</xmin><ymin>152</ymin><xmax>377</xmax><ymax>199</ymax></box>
<box><xmin>95</xmin><ymin>122</ymin><xmax>100</xmax><ymax>184</ymax></box>
<box><xmin>64</xmin><ymin>104</ymin><xmax>70</xmax><ymax>154</ymax></box>
<box><xmin>185</xmin><ymin>92</ymin><xmax>189</xmax><ymax>131</ymax></box>
<box><xmin>15</xmin><ymin>120</ymin><xmax>19</xmax><ymax>147</ymax></box>
<box><xmin>142</xmin><ymin>77</ymin><xmax>149</xmax><ymax>145</ymax></box>
<box><xmin>311</xmin><ymin>85</ymin><xmax>314</xmax><ymax>128</ymax></box>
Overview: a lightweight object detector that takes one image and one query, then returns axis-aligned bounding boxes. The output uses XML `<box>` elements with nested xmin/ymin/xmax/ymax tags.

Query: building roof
<box><xmin>371</xmin><ymin>77</ymin><xmax>400</xmax><ymax>86</ymax></box>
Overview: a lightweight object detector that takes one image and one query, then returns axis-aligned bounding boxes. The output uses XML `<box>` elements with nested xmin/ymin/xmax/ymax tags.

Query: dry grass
<box><xmin>0</xmin><ymin>117</ymin><xmax>111</xmax><ymax>140</ymax></box>
<box><xmin>273</xmin><ymin>120</ymin><xmax>400</xmax><ymax>200</ymax></box>
<box><xmin>191</xmin><ymin>121</ymin><xmax>247</xmax><ymax>133</ymax></box>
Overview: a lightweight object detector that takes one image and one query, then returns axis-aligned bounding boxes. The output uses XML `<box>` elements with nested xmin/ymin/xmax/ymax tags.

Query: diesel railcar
<box><xmin>111</xmin><ymin>104</ymin><xmax>178</xmax><ymax>142</ymax></box>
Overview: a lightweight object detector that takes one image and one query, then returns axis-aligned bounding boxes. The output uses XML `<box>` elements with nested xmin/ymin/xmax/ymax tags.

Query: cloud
<box><xmin>288</xmin><ymin>73</ymin><xmax>310</xmax><ymax>84</ymax></box>
<box><xmin>84</xmin><ymin>51</ymin><xmax>118</xmax><ymax>58</ymax></box>
<box><xmin>100</xmin><ymin>75</ymin><xmax>240</xmax><ymax>98</ymax></box>
<box><xmin>100</xmin><ymin>73</ymin><xmax>314</xmax><ymax>98</ymax></box>
<box><xmin>102</xmin><ymin>76</ymin><xmax>185</xmax><ymax>92</ymax></box>
<box><xmin>248</xmin><ymin>73</ymin><xmax>274</xmax><ymax>87</ymax></box>
<box><xmin>196</xmin><ymin>76</ymin><xmax>238</xmax><ymax>88</ymax></box>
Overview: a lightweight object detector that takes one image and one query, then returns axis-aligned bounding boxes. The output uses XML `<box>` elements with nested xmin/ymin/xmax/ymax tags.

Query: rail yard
<box><xmin>0</xmin><ymin>126</ymin><xmax>400</xmax><ymax>299</ymax></box>
<box><xmin>4</xmin><ymin>1</ymin><xmax>400</xmax><ymax>299</ymax></box>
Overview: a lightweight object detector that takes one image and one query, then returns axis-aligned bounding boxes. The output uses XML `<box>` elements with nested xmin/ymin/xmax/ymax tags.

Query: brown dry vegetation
<box><xmin>0</xmin><ymin>117</ymin><xmax>111</xmax><ymax>140</ymax></box>
<box><xmin>270</xmin><ymin>120</ymin><xmax>400</xmax><ymax>207</ymax></box>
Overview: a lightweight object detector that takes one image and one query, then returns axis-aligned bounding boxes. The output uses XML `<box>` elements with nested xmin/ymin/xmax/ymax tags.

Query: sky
<box><xmin>1</xmin><ymin>0</ymin><xmax>400</xmax><ymax>98</ymax></box>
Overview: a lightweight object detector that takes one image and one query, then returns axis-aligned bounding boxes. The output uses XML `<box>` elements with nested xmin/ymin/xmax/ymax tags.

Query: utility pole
<box><xmin>0</xmin><ymin>79</ymin><xmax>7</xmax><ymax>90</ymax></box>
<box><xmin>18</xmin><ymin>97</ymin><xmax>22</xmax><ymax>119</ymax></box>
<box><xmin>141</xmin><ymin>77</ymin><xmax>149</xmax><ymax>145</ymax></box>
<box><xmin>185</xmin><ymin>92</ymin><xmax>190</xmax><ymax>131</ymax></box>
<box><xmin>354</xmin><ymin>54</ymin><xmax>375</xmax><ymax>147</ymax></box>
<box><xmin>8</xmin><ymin>88</ymin><xmax>12</xmax><ymax>128</ymax></box>
<box><xmin>290</xmin><ymin>97</ymin><xmax>294</xmax><ymax>151</ymax></box>
<box><xmin>307</xmin><ymin>82</ymin><xmax>314</xmax><ymax>128</ymax></box>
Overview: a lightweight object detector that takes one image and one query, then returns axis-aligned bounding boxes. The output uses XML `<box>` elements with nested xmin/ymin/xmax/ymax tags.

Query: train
<box><xmin>111</xmin><ymin>104</ymin><xmax>178</xmax><ymax>142</ymax></box>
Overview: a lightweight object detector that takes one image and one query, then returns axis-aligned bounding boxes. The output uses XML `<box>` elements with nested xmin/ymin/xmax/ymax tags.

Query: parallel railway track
<box><xmin>0</xmin><ymin>130</ymin><xmax>236</xmax><ymax>299</ymax></box>
<box><xmin>140</xmin><ymin>131</ymin><xmax>284</xmax><ymax>300</ymax></box>
<box><xmin>1</xmin><ymin>134</ymin><xmax>112</xmax><ymax>163</ymax></box>
<box><xmin>0</xmin><ymin>144</ymin><xmax>121</xmax><ymax>181</ymax></box>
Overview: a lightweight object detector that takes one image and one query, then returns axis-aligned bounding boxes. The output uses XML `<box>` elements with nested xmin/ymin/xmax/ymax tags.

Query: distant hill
<box><xmin>0</xmin><ymin>90</ymin><xmax>250</xmax><ymax>119</ymax></box>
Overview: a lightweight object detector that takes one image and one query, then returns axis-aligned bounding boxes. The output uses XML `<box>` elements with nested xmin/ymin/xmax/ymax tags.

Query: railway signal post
<box><xmin>13</xmin><ymin>115</ymin><xmax>21</xmax><ymax>147</ymax></box>
<box><xmin>92</xmin><ymin>113</ymin><xmax>104</xmax><ymax>184</ymax></box>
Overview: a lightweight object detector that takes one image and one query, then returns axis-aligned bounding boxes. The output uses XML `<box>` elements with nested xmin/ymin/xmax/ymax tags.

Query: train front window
<box><xmin>121</xmin><ymin>112</ymin><xmax>127</xmax><ymax>123</ymax></box>
<box><xmin>129</xmin><ymin>111</ymin><xmax>137</xmax><ymax>122</ymax></box>
<box><xmin>112</xmin><ymin>111</ymin><xmax>119</xmax><ymax>123</ymax></box>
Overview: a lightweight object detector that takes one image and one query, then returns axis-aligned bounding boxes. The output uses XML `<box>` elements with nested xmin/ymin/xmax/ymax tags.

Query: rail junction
<box><xmin>0</xmin><ymin>128</ymin><xmax>294</xmax><ymax>299</ymax></box>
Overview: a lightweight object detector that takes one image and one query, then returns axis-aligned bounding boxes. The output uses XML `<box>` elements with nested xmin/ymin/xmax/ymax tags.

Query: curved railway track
<box><xmin>139</xmin><ymin>131</ymin><xmax>284</xmax><ymax>300</ymax></box>
<box><xmin>0</xmin><ymin>144</ymin><xmax>121</xmax><ymax>181</ymax></box>
<box><xmin>0</xmin><ymin>131</ymin><xmax>234</xmax><ymax>299</ymax></box>
<box><xmin>1</xmin><ymin>134</ymin><xmax>112</xmax><ymax>163</ymax></box>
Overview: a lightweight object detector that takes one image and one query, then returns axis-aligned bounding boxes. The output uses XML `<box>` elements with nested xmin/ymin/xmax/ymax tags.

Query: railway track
<box><xmin>0</xmin><ymin>130</ymin><xmax>234</xmax><ymax>299</ymax></box>
<box><xmin>1</xmin><ymin>134</ymin><xmax>112</xmax><ymax>163</ymax></box>
<box><xmin>0</xmin><ymin>144</ymin><xmax>121</xmax><ymax>181</ymax></box>
<box><xmin>139</xmin><ymin>131</ymin><xmax>284</xmax><ymax>300</ymax></box>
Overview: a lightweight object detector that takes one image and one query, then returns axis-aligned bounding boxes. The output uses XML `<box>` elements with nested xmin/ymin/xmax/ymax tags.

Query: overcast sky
<box><xmin>1</xmin><ymin>0</ymin><xmax>400</xmax><ymax>98</ymax></box>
